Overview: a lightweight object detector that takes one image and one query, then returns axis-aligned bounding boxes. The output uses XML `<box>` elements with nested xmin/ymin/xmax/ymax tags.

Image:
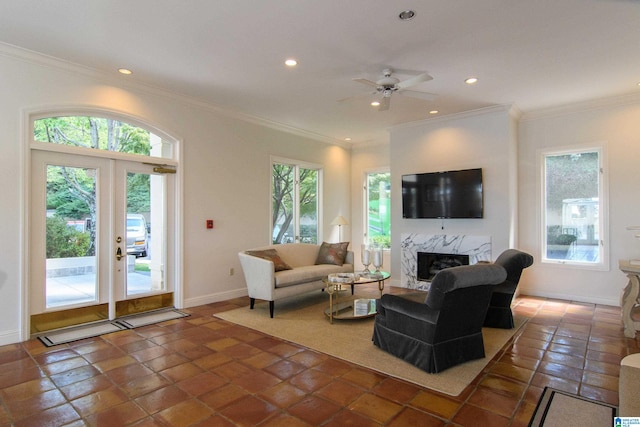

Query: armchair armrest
<box><xmin>238</xmin><ymin>252</ymin><xmax>276</xmax><ymax>301</ymax></box>
<box><xmin>379</xmin><ymin>294</ymin><xmax>438</xmax><ymax>324</ymax></box>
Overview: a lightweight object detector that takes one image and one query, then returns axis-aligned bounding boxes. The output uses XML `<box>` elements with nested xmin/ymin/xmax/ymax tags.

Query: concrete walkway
<box><xmin>46</xmin><ymin>270</ymin><xmax>156</xmax><ymax>307</ymax></box>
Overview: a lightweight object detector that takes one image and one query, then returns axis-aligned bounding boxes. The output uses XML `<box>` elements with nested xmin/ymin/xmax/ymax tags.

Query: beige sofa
<box><xmin>238</xmin><ymin>243</ymin><xmax>354</xmax><ymax>318</ymax></box>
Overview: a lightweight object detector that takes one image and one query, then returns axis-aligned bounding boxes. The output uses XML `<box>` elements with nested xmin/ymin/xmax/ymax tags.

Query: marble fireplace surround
<box><xmin>401</xmin><ymin>234</ymin><xmax>492</xmax><ymax>290</ymax></box>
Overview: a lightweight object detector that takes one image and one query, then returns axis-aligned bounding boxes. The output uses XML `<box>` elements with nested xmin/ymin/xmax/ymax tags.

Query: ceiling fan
<box><xmin>345</xmin><ymin>68</ymin><xmax>436</xmax><ymax>111</ymax></box>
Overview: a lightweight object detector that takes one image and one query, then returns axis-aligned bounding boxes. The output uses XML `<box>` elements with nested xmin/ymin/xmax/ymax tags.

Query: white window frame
<box><xmin>270</xmin><ymin>156</ymin><xmax>323</xmax><ymax>244</ymax></box>
<box><xmin>538</xmin><ymin>142</ymin><xmax>609</xmax><ymax>270</ymax></box>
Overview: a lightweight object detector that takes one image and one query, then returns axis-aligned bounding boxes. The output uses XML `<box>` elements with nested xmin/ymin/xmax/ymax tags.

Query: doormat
<box><xmin>115</xmin><ymin>309</ymin><xmax>189</xmax><ymax>329</ymax></box>
<box><xmin>37</xmin><ymin>309</ymin><xmax>189</xmax><ymax>347</ymax></box>
<box><xmin>529</xmin><ymin>387</ymin><xmax>617</xmax><ymax>426</ymax></box>
<box><xmin>38</xmin><ymin>322</ymin><xmax>127</xmax><ymax>347</ymax></box>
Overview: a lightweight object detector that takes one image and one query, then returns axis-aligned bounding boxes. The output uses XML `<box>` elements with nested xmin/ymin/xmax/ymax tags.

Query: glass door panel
<box><xmin>45</xmin><ymin>165</ymin><xmax>98</xmax><ymax>307</ymax></box>
<box><xmin>124</xmin><ymin>170</ymin><xmax>166</xmax><ymax>296</ymax></box>
<box><xmin>30</xmin><ymin>151</ymin><xmax>112</xmax><ymax>332</ymax></box>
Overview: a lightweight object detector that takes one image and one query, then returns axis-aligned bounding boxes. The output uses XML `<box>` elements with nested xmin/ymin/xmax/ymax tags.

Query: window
<box><xmin>271</xmin><ymin>158</ymin><xmax>321</xmax><ymax>244</ymax></box>
<box><xmin>33</xmin><ymin>115</ymin><xmax>174</xmax><ymax>159</ymax></box>
<box><xmin>541</xmin><ymin>145</ymin><xmax>607</xmax><ymax>267</ymax></box>
<box><xmin>364</xmin><ymin>171</ymin><xmax>391</xmax><ymax>249</ymax></box>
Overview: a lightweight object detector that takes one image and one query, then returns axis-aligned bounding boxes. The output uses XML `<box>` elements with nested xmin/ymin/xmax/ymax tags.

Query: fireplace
<box><xmin>401</xmin><ymin>233</ymin><xmax>491</xmax><ymax>290</ymax></box>
<box><xmin>417</xmin><ymin>252</ymin><xmax>470</xmax><ymax>282</ymax></box>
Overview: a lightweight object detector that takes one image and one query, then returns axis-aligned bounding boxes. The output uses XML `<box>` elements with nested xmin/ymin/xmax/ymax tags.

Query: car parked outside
<box><xmin>126</xmin><ymin>214</ymin><xmax>148</xmax><ymax>258</ymax></box>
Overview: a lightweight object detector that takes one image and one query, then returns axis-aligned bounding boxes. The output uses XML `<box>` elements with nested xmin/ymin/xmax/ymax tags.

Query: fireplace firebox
<box><xmin>417</xmin><ymin>252</ymin><xmax>470</xmax><ymax>282</ymax></box>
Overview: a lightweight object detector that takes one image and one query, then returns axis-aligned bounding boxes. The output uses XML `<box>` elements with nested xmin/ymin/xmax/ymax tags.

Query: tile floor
<box><xmin>1</xmin><ymin>286</ymin><xmax>638</xmax><ymax>426</ymax></box>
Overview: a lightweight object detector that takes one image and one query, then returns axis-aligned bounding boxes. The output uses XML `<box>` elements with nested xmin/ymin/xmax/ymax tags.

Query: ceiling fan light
<box><xmin>398</xmin><ymin>10</ymin><xmax>415</xmax><ymax>20</ymax></box>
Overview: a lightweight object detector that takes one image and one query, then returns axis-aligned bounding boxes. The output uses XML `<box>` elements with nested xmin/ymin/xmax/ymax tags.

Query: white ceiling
<box><xmin>1</xmin><ymin>0</ymin><xmax>639</xmax><ymax>143</ymax></box>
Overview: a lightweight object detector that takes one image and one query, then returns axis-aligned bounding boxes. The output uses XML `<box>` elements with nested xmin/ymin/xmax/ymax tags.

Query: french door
<box><xmin>30</xmin><ymin>149</ymin><xmax>176</xmax><ymax>333</ymax></box>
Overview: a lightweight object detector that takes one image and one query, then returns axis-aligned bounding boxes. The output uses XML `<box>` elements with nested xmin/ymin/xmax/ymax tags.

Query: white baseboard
<box><xmin>183</xmin><ymin>288</ymin><xmax>248</xmax><ymax>309</ymax></box>
<box><xmin>520</xmin><ymin>290</ymin><xmax>620</xmax><ymax>307</ymax></box>
<box><xmin>0</xmin><ymin>329</ymin><xmax>22</xmax><ymax>346</ymax></box>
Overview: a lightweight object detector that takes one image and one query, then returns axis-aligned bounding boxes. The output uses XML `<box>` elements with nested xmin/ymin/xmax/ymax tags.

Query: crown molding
<box><xmin>0</xmin><ymin>42</ymin><xmax>349</xmax><ymax>149</ymax></box>
<box><xmin>520</xmin><ymin>91</ymin><xmax>640</xmax><ymax>122</ymax></box>
<box><xmin>351</xmin><ymin>137</ymin><xmax>390</xmax><ymax>150</ymax></box>
<box><xmin>234</xmin><ymin>113</ymin><xmax>351</xmax><ymax>148</ymax></box>
<box><xmin>388</xmin><ymin>104</ymin><xmax>515</xmax><ymax>132</ymax></box>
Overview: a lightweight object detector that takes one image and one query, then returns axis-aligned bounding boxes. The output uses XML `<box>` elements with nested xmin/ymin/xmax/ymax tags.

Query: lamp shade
<box><xmin>331</xmin><ymin>215</ymin><xmax>349</xmax><ymax>226</ymax></box>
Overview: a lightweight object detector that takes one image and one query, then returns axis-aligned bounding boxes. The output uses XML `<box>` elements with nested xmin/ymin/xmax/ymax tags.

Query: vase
<box><xmin>361</xmin><ymin>244</ymin><xmax>371</xmax><ymax>274</ymax></box>
<box><xmin>372</xmin><ymin>248</ymin><xmax>383</xmax><ymax>273</ymax></box>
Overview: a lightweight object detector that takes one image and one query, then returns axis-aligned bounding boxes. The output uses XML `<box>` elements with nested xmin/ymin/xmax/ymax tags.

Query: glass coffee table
<box><xmin>323</xmin><ymin>271</ymin><xmax>390</xmax><ymax>324</ymax></box>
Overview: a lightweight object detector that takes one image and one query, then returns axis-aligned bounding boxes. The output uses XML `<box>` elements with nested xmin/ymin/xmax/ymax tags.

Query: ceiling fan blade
<box><xmin>396</xmin><ymin>72</ymin><xmax>433</xmax><ymax>89</ymax></box>
<box><xmin>353</xmin><ymin>77</ymin><xmax>379</xmax><ymax>88</ymax></box>
<box><xmin>378</xmin><ymin>96</ymin><xmax>391</xmax><ymax>111</ymax></box>
<box><xmin>337</xmin><ymin>90</ymin><xmax>377</xmax><ymax>103</ymax></box>
<box><xmin>397</xmin><ymin>90</ymin><xmax>438</xmax><ymax>101</ymax></box>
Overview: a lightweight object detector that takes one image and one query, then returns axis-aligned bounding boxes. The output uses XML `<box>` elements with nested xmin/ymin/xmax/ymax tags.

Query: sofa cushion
<box><xmin>245</xmin><ymin>249</ymin><xmax>292</xmax><ymax>272</ymax></box>
<box><xmin>270</xmin><ymin>243</ymin><xmax>320</xmax><ymax>268</ymax></box>
<box><xmin>315</xmin><ymin>242</ymin><xmax>349</xmax><ymax>266</ymax></box>
<box><xmin>275</xmin><ymin>264</ymin><xmax>353</xmax><ymax>288</ymax></box>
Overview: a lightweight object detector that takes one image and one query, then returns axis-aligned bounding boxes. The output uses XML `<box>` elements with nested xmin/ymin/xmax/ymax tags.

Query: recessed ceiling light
<box><xmin>285</xmin><ymin>59</ymin><xmax>298</xmax><ymax>67</ymax></box>
<box><xmin>398</xmin><ymin>10</ymin><xmax>416</xmax><ymax>20</ymax></box>
<box><xmin>118</xmin><ymin>68</ymin><xmax>133</xmax><ymax>75</ymax></box>
<box><xmin>429</xmin><ymin>110</ymin><xmax>439</xmax><ymax>115</ymax></box>
<box><xmin>371</xmin><ymin>101</ymin><xmax>381</xmax><ymax>107</ymax></box>
<box><xmin>344</xmin><ymin>137</ymin><xmax>352</xmax><ymax>141</ymax></box>
<box><xmin>465</xmin><ymin>77</ymin><xmax>478</xmax><ymax>84</ymax></box>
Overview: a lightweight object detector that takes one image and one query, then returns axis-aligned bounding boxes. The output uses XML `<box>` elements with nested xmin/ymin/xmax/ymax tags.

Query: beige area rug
<box><xmin>529</xmin><ymin>387</ymin><xmax>617</xmax><ymax>426</ymax></box>
<box><xmin>215</xmin><ymin>291</ymin><xmax>527</xmax><ymax>396</ymax></box>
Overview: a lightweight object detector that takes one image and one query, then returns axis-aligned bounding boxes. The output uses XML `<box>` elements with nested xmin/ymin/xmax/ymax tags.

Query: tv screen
<box><xmin>402</xmin><ymin>168</ymin><xmax>483</xmax><ymax>219</ymax></box>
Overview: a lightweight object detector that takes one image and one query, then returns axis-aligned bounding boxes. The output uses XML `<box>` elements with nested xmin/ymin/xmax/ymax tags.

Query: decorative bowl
<box><xmin>327</xmin><ymin>273</ymin><xmax>355</xmax><ymax>283</ymax></box>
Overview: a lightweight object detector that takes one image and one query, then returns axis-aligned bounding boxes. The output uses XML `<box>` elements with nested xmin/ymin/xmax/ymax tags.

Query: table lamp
<box><xmin>331</xmin><ymin>215</ymin><xmax>349</xmax><ymax>242</ymax></box>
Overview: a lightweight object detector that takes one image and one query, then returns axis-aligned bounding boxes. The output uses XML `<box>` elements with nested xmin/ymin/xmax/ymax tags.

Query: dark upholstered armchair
<box><xmin>483</xmin><ymin>249</ymin><xmax>534</xmax><ymax>329</ymax></box>
<box><xmin>372</xmin><ymin>264</ymin><xmax>507</xmax><ymax>373</ymax></box>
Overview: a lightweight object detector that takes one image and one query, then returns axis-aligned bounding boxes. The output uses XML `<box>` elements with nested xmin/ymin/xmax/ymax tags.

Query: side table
<box><xmin>618</xmin><ymin>260</ymin><xmax>640</xmax><ymax>338</ymax></box>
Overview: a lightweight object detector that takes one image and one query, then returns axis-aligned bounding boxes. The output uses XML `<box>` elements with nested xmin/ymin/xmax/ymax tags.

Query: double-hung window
<box><xmin>271</xmin><ymin>157</ymin><xmax>321</xmax><ymax>244</ymax></box>
<box><xmin>541</xmin><ymin>144</ymin><xmax>608</xmax><ymax>268</ymax></box>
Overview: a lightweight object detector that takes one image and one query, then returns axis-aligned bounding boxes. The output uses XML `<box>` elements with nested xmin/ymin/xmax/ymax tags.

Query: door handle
<box><xmin>116</xmin><ymin>247</ymin><xmax>124</xmax><ymax>261</ymax></box>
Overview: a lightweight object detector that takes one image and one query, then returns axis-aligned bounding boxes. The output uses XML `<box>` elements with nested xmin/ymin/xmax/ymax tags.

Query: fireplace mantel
<box><xmin>401</xmin><ymin>234</ymin><xmax>491</xmax><ymax>290</ymax></box>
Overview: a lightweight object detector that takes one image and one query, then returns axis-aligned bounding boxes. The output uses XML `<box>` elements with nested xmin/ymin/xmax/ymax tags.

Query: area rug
<box><xmin>529</xmin><ymin>387</ymin><xmax>617</xmax><ymax>426</ymax></box>
<box><xmin>215</xmin><ymin>291</ymin><xmax>526</xmax><ymax>396</ymax></box>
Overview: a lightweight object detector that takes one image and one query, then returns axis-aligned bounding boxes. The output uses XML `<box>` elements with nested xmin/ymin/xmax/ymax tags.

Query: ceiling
<box><xmin>1</xmin><ymin>0</ymin><xmax>639</xmax><ymax>144</ymax></box>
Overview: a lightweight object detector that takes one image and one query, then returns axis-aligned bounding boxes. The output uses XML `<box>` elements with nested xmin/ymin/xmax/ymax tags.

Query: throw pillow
<box><xmin>315</xmin><ymin>241</ymin><xmax>349</xmax><ymax>266</ymax></box>
<box><xmin>245</xmin><ymin>249</ymin><xmax>292</xmax><ymax>272</ymax></box>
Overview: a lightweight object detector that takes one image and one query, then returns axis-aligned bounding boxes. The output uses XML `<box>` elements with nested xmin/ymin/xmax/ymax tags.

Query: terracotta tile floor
<box><xmin>1</xmin><ymin>287</ymin><xmax>638</xmax><ymax>426</ymax></box>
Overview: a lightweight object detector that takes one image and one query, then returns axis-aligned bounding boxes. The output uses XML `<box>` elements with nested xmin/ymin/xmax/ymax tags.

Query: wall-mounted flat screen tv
<box><xmin>402</xmin><ymin>168</ymin><xmax>483</xmax><ymax>219</ymax></box>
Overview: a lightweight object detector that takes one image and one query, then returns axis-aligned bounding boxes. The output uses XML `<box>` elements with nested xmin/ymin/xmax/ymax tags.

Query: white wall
<box><xmin>350</xmin><ymin>142</ymin><xmax>391</xmax><ymax>271</ymax></box>
<box><xmin>518</xmin><ymin>96</ymin><xmax>640</xmax><ymax>305</ymax></box>
<box><xmin>387</xmin><ymin>106</ymin><xmax>518</xmax><ymax>287</ymax></box>
<box><xmin>0</xmin><ymin>48</ymin><xmax>351</xmax><ymax>344</ymax></box>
